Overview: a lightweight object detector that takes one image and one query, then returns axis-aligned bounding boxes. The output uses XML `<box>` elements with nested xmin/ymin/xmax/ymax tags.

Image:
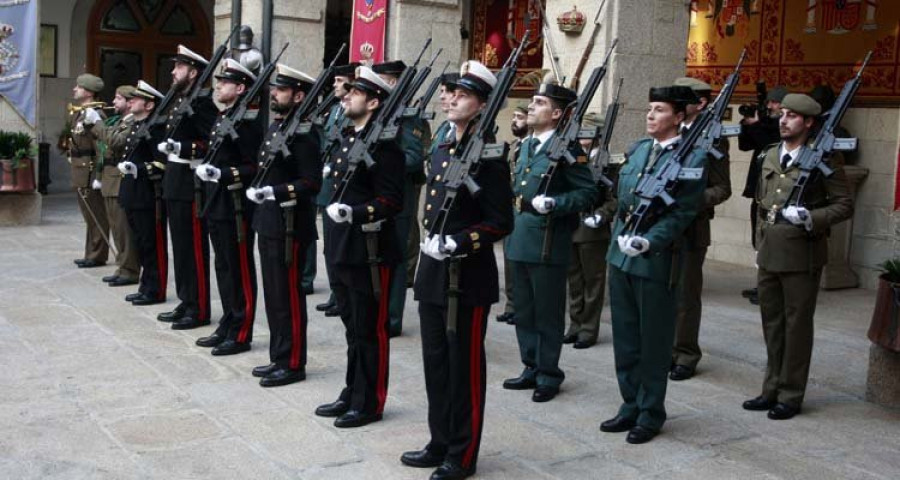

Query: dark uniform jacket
<box><xmin>755</xmin><ymin>144</ymin><xmax>853</xmax><ymax>273</ymax></box>
<box><xmin>413</xmin><ymin>130</ymin><xmax>514</xmax><ymax>307</ymax></box>
<box><xmin>118</xmin><ymin>118</ymin><xmax>166</xmax><ymax>211</ymax></box>
<box><xmin>572</xmin><ymin>148</ymin><xmax>620</xmax><ymax>244</ymax></box>
<box><xmin>738</xmin><ymin>116</ymin><xmax>780</xmax><ymax>199</ymax></box>
<box><xmin>323</xmin><ymin>123</ymin><xmax>405</xmax><ymax>267</ymax></box>
<box><xmin>203</xmin><ymin>108</ymin><xmax>264</xmax><ymax>221</ymax></box>
<box><xmin>315</xmin><ymin>103</ymin><xmax>346</xmax><ymax>207</ymax></box>
<box><xmin>252</xmin><ymin>119</ymin><xmax>322</xmax><ymax>242</ymax></box>
<box><xmin>162</xmin><ymin>93</ymin><xmax>217</xmax><ymax>201</ymax></box>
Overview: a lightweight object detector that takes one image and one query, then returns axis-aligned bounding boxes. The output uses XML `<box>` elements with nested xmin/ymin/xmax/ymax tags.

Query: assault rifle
<box><xmin>406</xmin><ymin>61</ymin><xmax>450</xmax><ymax>121</ymax></box>
<box><xmin>591</xmin><ymin>77</ymin><xmax>624</xmax><ymax>183</ymax></box>
<box><xmin>623</xmin><ymin>49</ymin><xmax>746</xmax><ymax>236</ymax></box>
<box><xmin>382</xmin><ymin>41</ymin><xmax>443</xmax><ymax>140</ymax></box>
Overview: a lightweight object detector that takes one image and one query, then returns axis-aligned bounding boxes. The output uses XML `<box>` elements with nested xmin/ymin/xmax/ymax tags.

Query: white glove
<box><xmin>118</xmin><ymin>161</ymin><xmax>137</xmax><ymax>178</ymax></box>
<box><xmin>583</xmin><ymin>214</ymin><xmax>604</xmax><ymax>228</ymax></box>
<box><xmin>421</xmin><ymin>235</ymin><xmax>457</xmax><ymax>261</ymax></box>
<box><xmin>782</xmin><ymin>206</ymin><xmax>813</xmax><ymax>231</ymax></box>
<box><xmin>196</xmin><ymin>165</ymin><xmax>222</xmax><ymax>183</ymax></box>
<box><xmin>83</xmin><ymin>108</ymin><xmax>101</xmax><ymax>126</ymax></box>
<box><xmin>531</xmin><ymin>195</ymin><xmax>556</xmax><ymax>215</ymax></box>
<box><xmin>326</xmin><ymin>203</ymin><xmax>353</xmax><ymax>224</ymax></box>
<box><xmin>91</xmin><ymin>179</ymin><xmax>102</xmax><ymax>190</ymax></box>
<box><xmin>245</xmin><ymin>187</ymin><xmax>263</xmax><ymax>204</ymax></box>
<box><xmin>322</xmin><ymin>164</ymin><xmax>332</xmax><ymax>178</ymax></box>
<box><xmin>157</xmin><ymin>139</ymin><xmax>181</xmax><ymax>155</ymax></box>
<box><xmin>618</xmin><ymin>235</ymin><xmax>650</xmax><ymax>257</ymax></box>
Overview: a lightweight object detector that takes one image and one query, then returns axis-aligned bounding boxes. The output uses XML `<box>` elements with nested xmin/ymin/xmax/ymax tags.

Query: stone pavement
<box><xmin>1</xmin><ymin>193</ymin><xmax>899</xmax><ymax>480</ymax></box>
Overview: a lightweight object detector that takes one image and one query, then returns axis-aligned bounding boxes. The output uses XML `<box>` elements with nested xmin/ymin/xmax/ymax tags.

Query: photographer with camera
<box><xmin>738</xmin><ymin>85</ymin><xmax>787</xmax><ymax>305</ymax></box>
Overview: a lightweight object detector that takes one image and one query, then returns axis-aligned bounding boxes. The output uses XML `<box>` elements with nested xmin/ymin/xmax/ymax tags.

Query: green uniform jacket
<box><xmin>399</xmin><ymin>116</ymin><xmax>430</xmax><ymax>183</ymax></box>
<box><xmin>505</xmin><ymin>134</ymin><xmax>597</xmax><ymax>266</ymax></box>
<box><xmin>755</xmin><ymin>144</ymin><xmax>853</xmax><ymax>273</ymax></box>
<box><xmin>90</xmin><ymin>114</ymin><xmax>133</xmax><ymax>197</ymax></box>
<box><xmin>682</xmin><ymin>137</ymin><xmax>732</xmax><ymax>250</ymax></box>
<box><xmin>573</xmin><ymin>160</ymin><xmax>621</xmax><ymax>244</ymax></box>
<box><xmin>606</xmin><ymin>138</ymin><xmax>707</xmax><ymax>283</ymax></box>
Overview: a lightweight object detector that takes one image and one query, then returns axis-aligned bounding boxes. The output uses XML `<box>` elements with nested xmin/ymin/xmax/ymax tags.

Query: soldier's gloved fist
<box><xmin>326</xmin><ymin>203</ymin><xmax>353</xmax><ymax>224</ymax></box>
<box><xmin>196</xmin><ymin>165</ymin><xmax>221</xmax><ymax>183</ymax></box>
<box><xmin>118</xmin><ymin>161</ymin><xmax>137</xmax><ymax>178</ymax></box>
<box><xmin>782</xmin><ymin>206</ymin><xmax>813</xmax><ymax>231</ymax></box>
<box><xmin>531</xmin><ymin>195</ymin><xmax>556</xmax><ymax>215</ymax></box>
<box><xmin>166</xmin><ymin>139</ymin><xmax>181</xmax><ymax>155</ymax></box>
<box><xmin>83</xmin><ymin>108</ymin><xmax>102</xmax><ymax>126</ymax></box>
<box><xmin>157</xmin><ymin>141</ymin><xmax>169</xmax><ymax>155</ymax></box>
<box><xmin>91</xmin><ymin>179</ymin><xmax>102</xmax><ymax>190</ymax></box>
<box><xmin>620</xmin><ymin>235</ymin><xmax>650</xmax><ymax>257</ymax></box>
<box><xmin>245</xmin><ymin>187</ymin><xmax>263</xmax><ymax>204</ymax></box>
<box><xmin>583</xmin><ymin>214</ymin><xmax>604</xmax><ymax>228</ymax></box>
<box><xmin>421</xmin><ymin>235</ymin><xmax>451</xmax><ymax>261</ymax></box>
<box><xmin>322</xmin><ymin>164</ymin><xmax>332</xmax><ymax>178</ymax></box>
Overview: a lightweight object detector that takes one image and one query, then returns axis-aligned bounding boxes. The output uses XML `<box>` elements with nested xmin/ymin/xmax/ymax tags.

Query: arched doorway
<box><xmin>87</xmin><ymin>0</ymin><xmax>211</xmax><ymax>101</ymax></box>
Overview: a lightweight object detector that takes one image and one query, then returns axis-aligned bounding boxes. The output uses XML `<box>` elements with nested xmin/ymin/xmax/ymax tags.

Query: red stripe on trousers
<box><xmin>462</xmin><ymin>306</ymin><xmax>484</xmax><ymax>469</ymax></box>
<box><xmin>287</xmin><ymin>240</ymin><xmax>303</xmax><ymax>369</ymax></box>
<box><xmin>375</xmin><ymin>265</ymin><xmax>391</xmax><ymax>414</ymax></box>
<box><xmin>155</xmin><ymin>218</ymin><xmax>167</xmax><ymax>300</ymax></box>
<box><xmin>191</xmin><ymin>202</ymin><xmax>208</xmax><ymax>320</ymax></box>
<box><xmin>236</xmin><ymin>220</ymin><xmax>255</xmax><ymax>343</ymax></box>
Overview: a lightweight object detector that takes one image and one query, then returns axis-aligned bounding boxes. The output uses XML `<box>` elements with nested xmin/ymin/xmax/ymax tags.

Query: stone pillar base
<box><xmin>0</xmin><ymin>192</ymin><xmax>42</xmax><ymax>226</ymax></box>
<box><xmin>866</xmin><ymin>344</ymin><xmax>900</xmax><ymax>408</ymax></box>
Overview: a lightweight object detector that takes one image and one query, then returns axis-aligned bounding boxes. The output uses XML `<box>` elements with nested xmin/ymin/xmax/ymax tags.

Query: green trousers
<box><xmin>672</xmin><ymin>247</ymin><xmax>707</xmax><ymax>370</ymax></box>
<box><xmin>511</xmin><ymin>261</ymin><xmax>568</xmax><ymax>387</ymax></box>
<box><xmin>566</xmin><ymin>239</ymin><xmax>609</xmax><ymax>343</ymax></box>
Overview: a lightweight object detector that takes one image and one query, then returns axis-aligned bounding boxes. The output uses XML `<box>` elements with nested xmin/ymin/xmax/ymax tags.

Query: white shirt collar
<box><xmin>654</xmin><ymin>135</ymin><xmax>681</xmax><ymax>150</ymax></box>
<box><xmin>529</xmin><ymin>129</ymin><xmax>556</xmax><ymax>153</ymax></box>
<box><xmin>779</xmin><ymin>143</ymin><xmax>803</xmax><ymax>167</ymax></box>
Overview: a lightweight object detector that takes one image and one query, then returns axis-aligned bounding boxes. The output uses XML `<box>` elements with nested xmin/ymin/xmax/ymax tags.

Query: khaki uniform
<box><xmin>754</xmin><ymin>144</ymin><xmax>853</xmax><ymax>407</ymax></box>
<box><xmin>672</xmin><ymin>137</ymin><xmax>732</xmax><ymax>370</ymax></box>
<box><xmin>68</xmin><ymin>109</ymin><xmax>109</xmax><ymax>263</ymax></box>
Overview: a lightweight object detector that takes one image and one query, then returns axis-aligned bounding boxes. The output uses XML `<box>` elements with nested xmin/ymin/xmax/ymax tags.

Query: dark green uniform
<box><xmin>606</xmin><ymin>138</ymin><xmax>706</xmax><ymax>432</ymax></box>
<box><xmin>754</xmin><ymin>144</ymin><xmax>852</xmax><ymax>407</ymax></box>
<box><xmin>69</xmin><ymin>109</ymin><xmax>110</xmax><ymax>265</ymax></box>
<box><xmin>504</xmin><ymin>134</ymin><xmax>596</xmax><ymax>388</ymax></box>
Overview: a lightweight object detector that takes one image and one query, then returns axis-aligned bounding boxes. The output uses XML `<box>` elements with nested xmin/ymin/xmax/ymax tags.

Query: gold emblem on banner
<box><xmin>357</xmin><ymin>7</ymin><xmax>385</xmax><ymax>24</ymax></box>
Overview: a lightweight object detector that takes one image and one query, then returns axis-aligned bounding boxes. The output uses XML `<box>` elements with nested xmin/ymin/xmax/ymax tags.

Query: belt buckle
<box><xmin>514</xmin><ymin>196</ymin><xmax>522</xmax><ymax>212</ymax></box>
<box><xmin>766</xmin><ymin>208</ymin><xmax>778</xmax><ymax>224</ymax></box>
<box><xmin>361</xmin><ymin>220</ymin><xmax>383</xmax><ymax>233</ymax></box>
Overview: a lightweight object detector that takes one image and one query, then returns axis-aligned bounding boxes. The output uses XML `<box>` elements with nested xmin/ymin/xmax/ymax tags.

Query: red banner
<box><xmin>349</xmin><ymin>0</ymin><xmax>388</xmax><ymax>65</ymax></box>
<box><xmin>471</xmin><ymin>0</ymin><xmax>545</xmax><ymax>96</ymax></box>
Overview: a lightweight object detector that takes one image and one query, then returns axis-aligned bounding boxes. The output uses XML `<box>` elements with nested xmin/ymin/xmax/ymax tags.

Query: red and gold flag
<box><xmin>350</xmin><ymin>0</ymin><xmax>388</xmax><ymax>65</ymax></box>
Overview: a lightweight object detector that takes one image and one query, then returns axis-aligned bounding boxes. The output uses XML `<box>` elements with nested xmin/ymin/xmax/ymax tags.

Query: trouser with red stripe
<box><xmin>167</xmin><ymin>200</ymin><xmax>210</xmax><ymax>320</ymax></box>
<box><xmin>209</xmin><ymin>218</ymin><xmax>257</xmax><ymax>343</ymax></box>
<box><xmin>418</xmin><ymin>301</ymin><xmax>488</xmax><ymax>471</ymax></box>
<box><xmin>259</xmin><ymin>235</ymin><xmax>308</xmax><ymax>370</ymax></box>
<box><xmin>125</xmin><ymin>207</ymin><xmax>167</xmax><ymax>301</ymax></box>
<box><xmin>332</xmin><ymin>264</ymin><xmax>392</xmax><ymax>415</ymax></box>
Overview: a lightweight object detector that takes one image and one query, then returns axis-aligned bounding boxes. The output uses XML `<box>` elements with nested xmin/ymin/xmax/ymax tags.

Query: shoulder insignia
<box><xmin>576</xmin><ymin>154</ymin><xmax>588</xmax><ymax>164</ymax></box>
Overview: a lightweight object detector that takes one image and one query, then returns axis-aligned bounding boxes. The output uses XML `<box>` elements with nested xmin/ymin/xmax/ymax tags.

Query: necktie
<box><xmin>680</xmin><ymin>125</ymin><xmax>689</xmax><ymax>135</ymax></box>
<box><xmin>646</xmin><ymin>143</ymin><xmax>663</xmax><ymax>172</ymax></box>
<box><xmin>530</xmin><ymin>138</ymin><xmax>541</xmax><ymax>156</ymax></box>
<box><xmin>781</xmin><ymin>153</ymin><xmax>791</xmax><ymax>170</ymax></box>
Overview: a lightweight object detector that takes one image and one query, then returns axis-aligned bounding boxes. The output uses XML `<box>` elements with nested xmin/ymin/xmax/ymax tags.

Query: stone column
<box><xmin>822</xmin><ymin>165</ymin><xmax>869</xmax><ymax>290</ymax></box>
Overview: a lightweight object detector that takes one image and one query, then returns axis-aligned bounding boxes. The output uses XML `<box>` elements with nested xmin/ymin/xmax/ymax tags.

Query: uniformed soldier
<box><xmin>400</xmin><ymin>60</ymin><xmax>513</xmax><ymax>480</ymax></box>
<box><xmin>497</xmin><ymin>102</ymin><xmax>529</xmax><ymax>325</ymax></box>
<box><xmin>315</xmin><ymin>62</ymin><xmax>360</xmax><ymax>318</ymax></box>
<box><xmin>742</xmin><ymin>93</ymin><xmax>853</xmax><ymax>420</ymax></box>
<box><xmin>502</xmin><ymin>83</ymin><xmax>597</xmax><ymax>403</ymax></box>
<box><xmin>117</xmin><ymin>80</ymin><xmax>169</xmax><ymax>306</ymax></box>
<box><xmin>68</xmin><ymin>73</ymin><xmax>110</xmax><ymax>269</ymax></box>
<box><xmin>245</xmin><ymin>64</ymin><xmax>322</xmax><ymax>387</ymax></box>
<box><xmin>669</xmin><ymin>77</ymin><xmax>733</xmax><ymax>381</ymax></box>
<box><xmin>83</xmin><ymin>85</ymin><xmax>141</xmax><ymax>287</ymax></box>
<box><xmin>564</xmin><ymin>112</ymin><xmax>617</xmax><ymax>349</ymax></box>
<box><xmin>156</xmin><ymin>46</ymin><xmax>218</xmax><ymax>330</ymax></box>
<box><xmin>600</xmin><ymin>86</ymin><xmax>707</xmax><ymax>444</ymax></box>
<box><xmin>193</xmin><ymin>59</ymin><xmax>264</xmax><ymax>356</ymax></box>
<box><xmin>372</xmin><ymin>60</ymin><xmax>431</xmax><ymax>337</ymax></box>
<box><xmin>315</xmin><ymin>66</ymin><xmax>405</xmax><ymax>428</ymax></box>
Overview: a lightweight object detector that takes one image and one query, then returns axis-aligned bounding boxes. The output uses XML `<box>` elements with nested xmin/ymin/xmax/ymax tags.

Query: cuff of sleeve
<box><xmin>273</xmin><ymin>184</ymin><xmax>299</xmax><ymax>203</ymax></box>
<box><xmin>352</xmin><ymin>203</ymin><xmax>376</xmax><ymax>224</ymax></box>
<box><xmin>809</xmin><ymin>209</ymin><xmax>828</xmax><ymax>235</ymax></box>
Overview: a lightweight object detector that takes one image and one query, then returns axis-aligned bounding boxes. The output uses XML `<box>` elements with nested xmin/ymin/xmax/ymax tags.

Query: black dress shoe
<box><xmin>400</xmin><ymin>448</ymin><xmax>445</xmax><ymax>468</ymax></box>
<box><xmin>562</xmin><ymin>334</ymin><xmax>577</xmax><ymax>344</ymax></box>
<box><xmin>157</xmin><ymin>307</ymin><xmax>186</xmax><ymax>323</ymax></box>
<box><xmin>131</xmin><ymin>294</ymin><xmax>165</xmax><ymax>306</ymax></box>
<box><xmin>324</xmin><ymin>306</ymin><xmax>340</xmax><ymax>317</ymax></box>
<box><xmin>74</xmin><ymin>258</ymin><xmax>88</xmax><ymax>266</ymax></box>
<box><xmin>573</xmin><ymin>339</ymin><xmax>596</xmax><ymax>349</ymax></box>
<box><xmin>196</xmin><ymin>333</ymin><xmax>224</xmax><ymax>348</ymax></box>
<box><xmin>496</xmin><ymin>312</ymin><xmax>514</xmax><ymax>323</ymax></box>
<box><xmin>77</xmin><ymin>259</ymin><xmax>105</xmax><ymax>268</ymax></box>
<box><xmin>767</xmin><ymin>403</ymin><xmax>801</xmax><ymax>420</ymax></box>
<box><xmin>303</xmin><ymin>285</ymin><xmax>314</xmax><ymax>295</ymax></box>
<box><xmin>315</xmin><ymin>300</ymin><xmax>336</xmax><ymax>312</ymax></box>
<box><xmin>102</xmin><ymin>274</ymin><xmax>119</xmax><ymax>283</ymax></box>
<box><xmin>109</xmin><ymin>277</ymin><xmax>138</xmax><ymax>287</ymax></box>
<box><xmin>430</xmin><ymin>461</ymin><xmax>474</xmax><ymax>480</ymax></box>
<box><xmin>741</xmin><ymin>287</ymin><xmax>758</xmax><ymax>298</ymax></box>
<box><xmin>211</xmin><ymin>340</ymin><xmax>251</xmax><ymax>356</ymax></box>
<box><xmin>502</xmin><ymin>374</ymin><xmax>536</xmax><ymax>390</ymax></box>
<box><xmin>600</xmin><ymin>415</ymin><xmax>637</xmax><ymax>433</ymax></box>
<box><xmin>669</xmin><ymin>365</ymin><xmax>694</xmax><ymax>381</ymax></box>
<box><xmin>748</xmin><ymin>293</ymin><xmax>759</xmax><ymax>305</ymax></box>
<box><xmin>742</xmin><ymin>396</ymin><xmax>777</xmax><ymax>411</ymax></box>
<box><xmin>125</xmin><ymin>292</ymin><xmax>143</xmax><ymax>302</ymax></box>
<box><xmin>532</xmin><ymin>385</ymin><xmax>559</xmax><ymax>403</ymax></box>
<box><xmin>315</xmin><ymin>399</ymin><xmax>350</xmax><ymax>417</ymax></box>
<box><xmin>334</xmin><ymin>410</ymin><xmax>382</xmax><ymax>428</ymax></box>
<box><xmin>259</xmin><ymin>367</ymin><xmax>305</xmax><ymax>387</ymax></box>
<box><xmin>171</xmin><ymin>317</ymin><xmax>211</xmax><ymax>330</ymax></box>
<box><xmin>252</xmin><ymin>363</ymin><xmax>279</xmax><ymax>378</ymax></box>
<box><xmin>626</xmin><ymin>425</ymin><xmax>658</xmax><ymax>444</ymax></box>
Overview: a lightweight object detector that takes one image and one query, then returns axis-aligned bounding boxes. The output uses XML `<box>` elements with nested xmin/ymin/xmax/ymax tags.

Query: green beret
<box><xmin>673</xmin><ymin>76</ymin><xmax>712</xmax><ymax>94</ymax></box>
<box><xmin>513</xmin><ymin>102</ymin><xmax>528</xmax><ymax>114</ymax></box>
<box><xmin>767</xmin><ymin>85</ymin><xmax>789</xmax><ymax>103</ymax></box>
<box><xmin>76</xmin><ymin>74</ymin><xmax>104</xmax><ymax>93</ymax></box>
<box><xmin>781</xmin><ymin>93</ymin><xmax>821</xmax><ymax>116</ymax></box>
<box><xmin>115</xmin><ymin>85</ymin><xmax>136</xmax><ymax>98</ymax></box>
<box><xmin>582</xmin><ymin>112</ymin><xmax>604</xmax><ymax>128</ymax></box>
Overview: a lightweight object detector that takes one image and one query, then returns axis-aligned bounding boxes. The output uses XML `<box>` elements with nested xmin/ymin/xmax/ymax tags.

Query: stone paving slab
<box><xmin>1</xmin><ymin>193</ymin><xmax>899</xmax><ymax>480</ymax></box>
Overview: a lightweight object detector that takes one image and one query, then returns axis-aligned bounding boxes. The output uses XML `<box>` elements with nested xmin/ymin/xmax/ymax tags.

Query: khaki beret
<box><xmin>781</xmin><ymin>93</ymin><xmax>822</xmax><ymax>116</ymax></box>
<box><xmin>115</xmin><ymin>85</ymin><xmax>136</xmax><ymax>98</ymax></box>
<box><xmin>582</xmin><ymin>112</ymin><xmax>604</xmax><ymax>128</ymax></box>
<box><xmin>674</xmin><ymin>76</ymin><xmax>712</xmax><ymax>93</ymax></box>
<box><xmin>76</xmin><ymin>74</ymin><xmax>104</xmax><ymax>93</ymax></box>
<box><xmin>513</xmin><ymin>102</ymin><xmax>529</xmax><ymax>114</ymax></box>
<box><xmin>767</xmin><ymin>85</ymin><xmax>789</xmax><ymax>103</ymax></box>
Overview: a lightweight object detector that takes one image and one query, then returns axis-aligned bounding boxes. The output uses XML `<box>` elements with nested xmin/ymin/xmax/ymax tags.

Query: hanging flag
<box><xmin>0</xmin><ymin>0</ymin><xmax>36</xmax><ymax>127</ymax></box>
<box><xmin>350</xmin><ymin>0</ymin><xmax>388</xmax><ymax>65</ymax></box>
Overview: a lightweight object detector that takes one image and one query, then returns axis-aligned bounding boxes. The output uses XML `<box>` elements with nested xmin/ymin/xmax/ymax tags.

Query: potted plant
<box><xmin>0</xmin><ymin>130</ymin><xmax>36</xmax><ymax>193</ymax></box>
<box><xmin>868</xmin><ymin>258</ymin><xmax>900</xmax><ymax>352</ymax></box>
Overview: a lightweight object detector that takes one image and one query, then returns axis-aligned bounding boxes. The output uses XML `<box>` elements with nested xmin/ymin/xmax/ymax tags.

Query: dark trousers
<box><xmin>125</xmin><ymin>207</ymin><xmax>167</xmax><ymax>301</ymax></box>
<box><xmin>672</xmin><ymin>247</ymin><xmax>707</xmax><ymax>370</ymax></box>
<box><xmin>609</xmin><ymin>266</ymin><xmax>675</xmax><ymax>432</ymax></box>
<box><xmin>167</xmin><ymin>200</ymin><xmax>211</xmax><ymax>320</ymax></box>
<box><xmin>209</xmin><ymin>218</ymin><xmax>258</xmax><ymax>343</ymax></box>
<box><xmin>511</xmin><ymin>261</ymin><xmax>568</xmax><ymax>388</ymax></box>
<box><xmin>332</xmin><ymin>264</ymin><xmax>392</xmax><ymax>415</ymax></box>
<box><xmin>259</xmin><ymin>235</ymin><xmax>308</xmax><ymax>370</ymax></box>
<box><xmin>419</xmin><ymin>301</ymin><xmax>488</xmax><ymax>471</ymax></box>
<box><xmin>302</xmin><ymin>207</ymin><xmax>317</xmax><ymax>290</ymax></box>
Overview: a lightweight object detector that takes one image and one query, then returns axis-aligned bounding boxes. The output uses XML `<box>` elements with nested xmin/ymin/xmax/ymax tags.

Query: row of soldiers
<box><xmin>66</xmin><ymin>41</ymin><xmax>855</xmax><ymax>478</ymax></box>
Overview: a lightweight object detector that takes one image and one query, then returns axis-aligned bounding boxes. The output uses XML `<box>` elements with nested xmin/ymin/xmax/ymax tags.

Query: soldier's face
<box><xmin>342</xmin><ymin>87</ymin><xmax>379</xmax><ymax>120</ymax></box>
<box><xmin>684</xmin><ymin>97</ymin><xmax>707</xmax><ymax>119</ymax></box>
<box><xmin>511</xmin><ymin>111</ymin><xmax>528</xmax><ymax>137</ymax></box>
<box><xmin>334</xmin><ymin>76</ymin><xmax>351</xmax><ymax>97</ymax></box>
<box><xmin>527</xmin><ymin>95</ymin><xmax>562</xmax><ymax>130</ymax></box>
<box><xmin>646</xmin><ymin>101</ymin><xmax>683</xmax><ymax>139</ymax></box>
<box><xmin>72</xmin><ymin>85</ymin><xmax>90</xmax><ymax>102</ymax></box>
<box><xmin>112</xmin><ymin>93</ymin><xmax>129</xmax><ymax>114</ymax></box>
<box><xmin>215</xmin><ymin>80</ymin><xmax>241</xmax><ymax>105</ymax></box>
<box><xmin>767</xmin><ymin>100</ymin><xmax>782</xmax><ymax>117</ymax></box>
<box><xmin>447</xmin><ymin>88</ymin><xmax>483</xmax><ymax>123</ymax></box>
<box><xmin>269</xmin><ymin>86</ymin><xmax>303</xmax><ymax>115</ymax></box>
<box><xmin>779</xmin><ymin>109</ymin><xmax>814</xmax><ymax>142</ymax></box>
<box><xmin>439</xmin><ymin>85</ymin><xmax>453</xmax><ymax>113</ymax></box>
<box><xmin>127</xmin><ymin>97</ymin><xmax>151</xmax><ymax>120</ymax></box>
<box><xmin>171</xmin><ymin>63</ymin><xmax>197</xmax><ymax>90</ymax></box>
